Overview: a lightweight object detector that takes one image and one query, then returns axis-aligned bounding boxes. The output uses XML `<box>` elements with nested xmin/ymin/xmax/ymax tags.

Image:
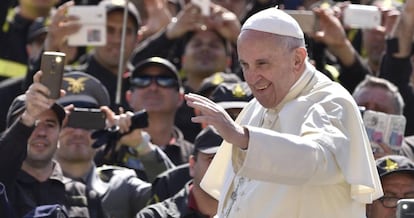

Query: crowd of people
<box><xmin>1</xmin><ymin>0</ymin><xmax>414</xmax><ymax>217</ymax></box>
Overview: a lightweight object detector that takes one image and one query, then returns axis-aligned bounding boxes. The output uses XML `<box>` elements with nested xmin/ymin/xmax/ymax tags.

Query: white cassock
<box><xmin>202</xmin><ymin>62</ymin><xmax>383</xmax><ymax>218</ymax></box>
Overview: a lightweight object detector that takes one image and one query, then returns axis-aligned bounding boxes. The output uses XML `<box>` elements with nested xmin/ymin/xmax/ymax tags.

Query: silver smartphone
<box><xmin>343</xmin><ymin>4</ymin><xmax>381</xmax><ymax>29</ymax></box>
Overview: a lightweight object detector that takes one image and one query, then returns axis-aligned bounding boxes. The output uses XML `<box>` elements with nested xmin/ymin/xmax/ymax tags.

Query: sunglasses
<box><xmin>130</xmin><ymin>75</ymin><xmax>178</xmax><ymax>89</ymax></box>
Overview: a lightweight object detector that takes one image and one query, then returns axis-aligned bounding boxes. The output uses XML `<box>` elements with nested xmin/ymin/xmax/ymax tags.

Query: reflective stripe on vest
<box><xmin>0</xmin><ymin>59</ymin><xmax>27</xmax><ymax>78</ymax></box>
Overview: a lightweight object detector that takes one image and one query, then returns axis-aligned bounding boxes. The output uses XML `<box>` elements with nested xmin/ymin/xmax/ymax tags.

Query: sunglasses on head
<box><xmin>131</xmin><ymin>75</ymin><xmax>178</xmax><ymax>89</ymax></box>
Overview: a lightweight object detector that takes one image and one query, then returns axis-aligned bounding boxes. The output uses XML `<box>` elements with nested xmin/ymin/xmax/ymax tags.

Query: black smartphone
<box><xmin>129</xmin><ymin>109</ymin><xmax>149</xmax><ymax>131</ymax></box>
<box><xmin>40</xmin><ymin>51</ymin><xmax>66</xmax><ymax>99</ymax></box>
<box><xmin>67</xmin><ymin>108</ymin><xmax>106</xmax><ymax>130</ymax></box>
<box><xmin>397</xmin><ymin>199</ymin><xmax>414</xmax><ymax>218</ymax></box>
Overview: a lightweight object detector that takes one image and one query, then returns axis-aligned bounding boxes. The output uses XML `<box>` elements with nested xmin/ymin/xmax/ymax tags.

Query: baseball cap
<box><xmin>376</xmin><ymin>155</ymin><xmax>414</xmax><ymax>178</ymax></box>
<box><xmin>57</xmin><ymin>71</ymin><xmax>110</xmax><ymax>108</ymax></box>
<box><xmin>242</xmin><ymin>6</ymin><xmax>304</xmax><ymax>40</ymax></box>
<box><xmin>131</xmin><ymin>57</ymin><xmax>182</xmax><ymax>89</ymax></box>
<box><xmin>27</xmin><ymin>17</ymin><xmax>49</xmax><ymax>43</ymax></box>
<box><xmin>193</xmin><ymin>126</ymin><xmax>223</xmax><ymax>155</ymax></box>
<box><xmin>198</xmin><ymin>72</ymin><xmax>242</xmax><ymax>96</ymax></box>
<box><xmin>99</xmin><ymin>0</ymin><xmax>141</xmax><ymax>29</ymax></box>
<box><xmin>210</xmin><ymin>82</ymin><xmax>253</xmax><ymax>109</ymax></box>
<box><xmin>6</xmin><ymin>94</ymin><xmax>66</xmax><ymax>128</ymax></box>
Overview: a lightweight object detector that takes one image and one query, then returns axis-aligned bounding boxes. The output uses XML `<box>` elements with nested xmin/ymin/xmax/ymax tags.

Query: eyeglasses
<box><xmin>378</xmin><ymin>197</ymin><xmax>414</xmax><ymax>208</ymax></box>
<box><xmin>130</xmin><ymin>75</ymin><xmax>178</xmax><ymax>89</ymax></box>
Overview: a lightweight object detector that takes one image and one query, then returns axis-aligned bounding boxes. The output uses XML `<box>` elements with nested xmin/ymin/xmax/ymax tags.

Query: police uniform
<box><xmin>137</xmin><ymin>182</ymin><xmax>209</xmax><ymax>218</ymax></box>
<box><xmin>57</xmin><ymin>71</ymin><xmax>154</xmax><ymax>217</ymax></box>
<box><xmin>137</xmin><ymin>126</ymin><xmax>223</xmax><ymax>218</ymax></box>
<box><xmin>0</xmin><ymin>116</ymin><xmax>104</xmax><ymax>218</ymax></box>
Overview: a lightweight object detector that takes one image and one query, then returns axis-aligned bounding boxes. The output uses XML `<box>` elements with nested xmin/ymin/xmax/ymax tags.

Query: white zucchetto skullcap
<box><xmin>241</xmin><ymin>6</ymin><xmax>304</xmax><ymax>39</ymax></box>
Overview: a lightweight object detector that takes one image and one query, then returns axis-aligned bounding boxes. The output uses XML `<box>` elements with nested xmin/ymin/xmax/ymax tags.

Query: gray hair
<box><xmin>273</xmin><ymin>34</ymin><xmax>306</xmax><ymax>51</ymax></box>
<box><xmin>352</xmin><ymin>75</ymin><xmax>405</xmax><ymax>115</ymax></box>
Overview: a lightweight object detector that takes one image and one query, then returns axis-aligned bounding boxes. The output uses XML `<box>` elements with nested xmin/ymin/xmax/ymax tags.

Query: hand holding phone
<box><xmin>40</xmin><ymin>51</ymin><xmax>66</xmax><ymax>99</ymax></box>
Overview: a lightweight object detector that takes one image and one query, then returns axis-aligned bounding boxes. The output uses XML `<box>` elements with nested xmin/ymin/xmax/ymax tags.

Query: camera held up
<box><xmin>91</xmin><ymin>109</ymin><xmax>149</xmax><ymax>151</ymax></box>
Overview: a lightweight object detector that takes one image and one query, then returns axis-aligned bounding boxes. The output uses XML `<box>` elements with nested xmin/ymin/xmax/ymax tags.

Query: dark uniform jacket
<box><xmin>160</xmin><ymin>127</ymin><xmax>194</xmax><ymax>166</ymax></box>
<box><xmin>149</xmin><ymin>163</ymin><xmax>191</xmax><ymax>204</ymax></box>
<box><xmin>136</xmin><ymin>181</ymin><xmax>209</xmax><ymax>218</ymax></box>
<box><xmin>81</xmin><ymin>164</ymin><xmax>151</xmax><ymax>218</ymax></box>
<box><xmin>0</xmin><ymin>120</ymin><xmax>104</xmax><ymax>217</ymax></box>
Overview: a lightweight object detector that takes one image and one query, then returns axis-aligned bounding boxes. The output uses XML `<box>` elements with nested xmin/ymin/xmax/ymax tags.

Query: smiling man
<box><xmin>184</xmin><ymin>6</ymin><xmax>383</xmax><ymax>218</ymax></box>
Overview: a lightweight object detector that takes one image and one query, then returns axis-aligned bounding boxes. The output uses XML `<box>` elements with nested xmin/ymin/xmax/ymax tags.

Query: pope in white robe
<box><xmin>184</xmin><ymin>6</ymin><xmax>383</xmax><ymax>218</ymax></box>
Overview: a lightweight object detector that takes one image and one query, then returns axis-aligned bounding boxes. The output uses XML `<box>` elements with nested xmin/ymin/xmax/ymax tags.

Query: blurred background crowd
<box><xmin>1</xmin><ymin>0</ymin><xmax>414</xmax><ymax>217</ymax></box>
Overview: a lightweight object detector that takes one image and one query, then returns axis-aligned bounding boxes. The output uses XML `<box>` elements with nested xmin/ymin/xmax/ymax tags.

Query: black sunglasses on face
<box><xmin>131</xmin><ymin>75</ymin><xmax>178</xmax><ymax>89</ymax></box>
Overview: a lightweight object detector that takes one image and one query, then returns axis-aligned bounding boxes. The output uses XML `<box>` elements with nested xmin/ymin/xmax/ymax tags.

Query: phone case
<box><xmin>40</xmin><ymin>51</ymin><xmax>66</xmax><ymax>99</ymax></box>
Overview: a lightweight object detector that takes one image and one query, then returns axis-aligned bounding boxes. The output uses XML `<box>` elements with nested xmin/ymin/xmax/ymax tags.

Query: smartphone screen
<box><xmin>40</xmin><ymin>51</ymin><xmax>66</xmax><ymax>99</ymax></box>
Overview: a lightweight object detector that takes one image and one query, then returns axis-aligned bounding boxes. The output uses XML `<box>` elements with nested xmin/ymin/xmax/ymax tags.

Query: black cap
<box><xmin>193</xmin><ymin>126</ymin><xmax>223</xmax><ymax>155</ymax></box>
<box><xmin>99</xmin><ymin>0</ymin><xmax>141</xmax><ymax>29</ymax></box>
<box><xmin>131</xmin><ymin>57</ymin><xmax>182</xmax><ymax>88</ymax></box>
<box><xmin>27</xmin><ymin>17</ymin><xmax>49</xmax><ymax>43</ymax></box>
<box><xmin>198</xmin><ymin>72</ymin><xmax>242</xmax><ymax>96</ymax></box>
<box><xmin>376</xmin><ymin>155</ymin><xmax>414</xmax><ymax>178</ymax></box>
<box><xmin>210</xmin><ymin>82</ymin><xmax>253</xmax><ymax>109</ymax></box>
<box><xmin>58</xmin><ymin>71</ymin><xmax>110</xmax><ymax>108</ymax></box>
<box><xmin>6</xmin><ymin>94</ymin><xmax>66</xmax><ymax>127</ymax></box>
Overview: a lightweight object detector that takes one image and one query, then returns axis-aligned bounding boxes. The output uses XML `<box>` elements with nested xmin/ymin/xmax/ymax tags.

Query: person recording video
<box><xmin>55</xmin><ymin>70</ymin><xmax>173</xmax><ymax>217</ymax></box>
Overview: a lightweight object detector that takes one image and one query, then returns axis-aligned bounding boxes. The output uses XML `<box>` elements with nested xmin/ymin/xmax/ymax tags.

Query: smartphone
<box><xmin>343</xmin><ymin>4</ymin><xmax>381</xmax><ymax>29</ymax></box>
<box><xmin>191</xmin><ymin>0</ymin><xmax>210</xmax><ymax>16</ymax></box>
<box><xmin>129</xmin><ymin>109</ymin><xmax>149</xmax><ymax>131</ymax></box>
<box><xmin>284</xmin><ymin>10</ymin><xmax>319</xmax><ymax>34</ymax></box>
<box><xmin>67</xmin><ymin>108</ymin><xmax>106</xmax><ymax>130</ymax></box>
<box><xmin>67</xmin><ymin>5</ymin><xmax>106</xmax><ymax>46</ymax></box>
<box><xmin>40</xmin><ymin>51</ymin><xmax>66</xmax><ymax>99</ymax></box>
<box><xmin>397</xmin><ymin>199</ymin><xmax>414</xmax><ymax>218</ymax></box>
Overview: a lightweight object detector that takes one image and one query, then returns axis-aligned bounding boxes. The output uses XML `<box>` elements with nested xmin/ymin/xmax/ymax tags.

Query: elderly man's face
<box><xmin>237</xmin><ymin>30</ymin><xmax>299</xmax><ymax>108</ymax></box>
<box><xmin>353</xmin><ymin>86</ymin><xmax>398</xmax><ymax>115</ymax></box>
